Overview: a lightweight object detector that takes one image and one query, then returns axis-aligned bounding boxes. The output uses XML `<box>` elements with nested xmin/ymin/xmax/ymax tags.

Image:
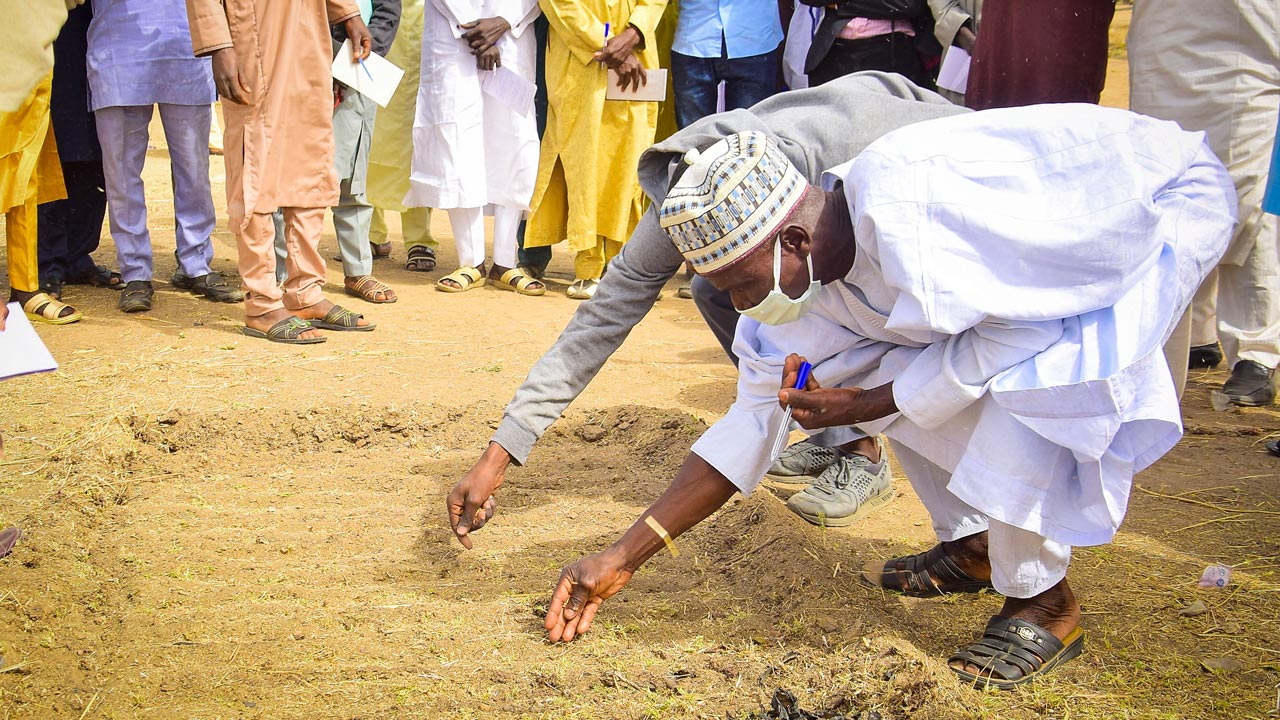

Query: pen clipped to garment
<box><xmin>770</xmin><ymin>361</ymin><xmax>812</xmax><ymax>461</ymax></box>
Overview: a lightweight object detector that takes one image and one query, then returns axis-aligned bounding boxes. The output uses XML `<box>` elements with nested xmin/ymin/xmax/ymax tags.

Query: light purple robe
<box><xmin>87</xmin><ymin>0</ymin><xmax>216</xmax><ymax>109</ymax></box>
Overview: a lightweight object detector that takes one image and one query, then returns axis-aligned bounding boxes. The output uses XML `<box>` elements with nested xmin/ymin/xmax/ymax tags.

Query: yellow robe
<box><xmin>0</xmin><ymin>1</ymin><xmax>66</xmax><ymax>112</ymax></box>
<box><xmin>524</xmin><ymin>0</ymin><xmax>668</xmax><ymax>253</ymax></box>
<box><xmin>366</xmin><ymin>0</ymin><xmax>422</xmax><ymax>214</ymax></box>
<box><xmin>0</xmin><ymin>75</ymin><xmax>65</xmax><ymax>293</ymax></box>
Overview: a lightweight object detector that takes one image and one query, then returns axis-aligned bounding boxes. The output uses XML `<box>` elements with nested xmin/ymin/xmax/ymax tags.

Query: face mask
<box><xmin>739</xmin><ymin>239</ymin><xmax>823</xmax><ymax>326</ymax></box>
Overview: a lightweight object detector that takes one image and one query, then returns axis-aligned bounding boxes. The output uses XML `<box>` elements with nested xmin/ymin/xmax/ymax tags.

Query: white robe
<box><xmin>691</xmin><ymin>104</ymin><xmax>1237</xmax><ymax>548</ymax></box>
<box><xmin>404</xmin><ymin>0</ymin><xmax>540</xmax><ymax>210</ymax></box>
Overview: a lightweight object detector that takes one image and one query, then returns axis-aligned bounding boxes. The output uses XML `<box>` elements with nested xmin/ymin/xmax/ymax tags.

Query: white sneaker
<box><xmin>764</xmin><ymin>440</ymin><xmax>838</xmax><ymax>491</ymax></box>
<box><xmin>786</xmin><ymin>439</ymin><xmax>893</xmax><ymax>528</ymax></box>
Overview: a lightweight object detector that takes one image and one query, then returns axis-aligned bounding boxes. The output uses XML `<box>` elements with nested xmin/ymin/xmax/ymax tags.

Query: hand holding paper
<box><xmin>331</xmin><ymin>39</ymin><xmax>405</xmax><ymax>108</ymax></box>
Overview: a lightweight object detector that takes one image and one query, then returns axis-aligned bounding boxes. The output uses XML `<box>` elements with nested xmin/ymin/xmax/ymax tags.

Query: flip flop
<box><xmin>949</xmin><ymin>617</ymin><xmax>1085</xmax><ymax>690</ymax></box>
<box><xmin>0</xmin><ymin>527</ymin><xmax>23</xmax><ymax>559</ymax></box>
<box><xmin>861</xmin><ymin>544</ymin><xmax>993</xmax><ymax>597</ymax></box>
<box><xmin>308</xmin><ymin>305</ymin><xmax>375</xmax><ymax>332</ymax></box>
<box><xmin>240</xmin><ymin>316</ymin><xmax>326</xmax><ymax>344</ymax></box>
<box><xmin>68</xmin><ymin>265</ymin><xmax>126</xmax><ymax>290</ymax></box>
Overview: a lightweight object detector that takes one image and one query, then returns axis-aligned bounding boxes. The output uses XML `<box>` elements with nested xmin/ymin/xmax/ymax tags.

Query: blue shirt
<box><xmin>672</xmin><ymin>0</ymin><xmax>783</xmax><ymax>60</ymax></box>
<box><xmin>86</xmin><ymin>0</ymin><xmax>215</xmax><ymax>110</ymax></box>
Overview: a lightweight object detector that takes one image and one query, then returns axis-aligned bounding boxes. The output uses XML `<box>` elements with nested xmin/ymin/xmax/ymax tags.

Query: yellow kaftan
<box><xmin>524</xmin><ymin>0</ymin><xmax>668</xmax><ymax>255</ymax></box>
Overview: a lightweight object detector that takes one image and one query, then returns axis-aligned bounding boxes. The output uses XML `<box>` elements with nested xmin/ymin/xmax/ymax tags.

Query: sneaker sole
<box><xmin>789</xmin><ymin>482</ymin><xmax>896</xmax><ymax>528</ymax></box>
<box><xmin>762</xmin><ymin>473</ymin><xmax>823</xmax><ymax>493</ymax></box>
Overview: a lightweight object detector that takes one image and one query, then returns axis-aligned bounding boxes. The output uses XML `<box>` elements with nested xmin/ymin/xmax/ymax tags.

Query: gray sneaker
<box><xmin>765</xmin><ymin>440</ymin><xmax>838</xmax><ymax>491</ymax></box>
<box><xmin>786</xmin><ymin>440</ymin><xmax>893</xmax><ymax>527</ymax></box>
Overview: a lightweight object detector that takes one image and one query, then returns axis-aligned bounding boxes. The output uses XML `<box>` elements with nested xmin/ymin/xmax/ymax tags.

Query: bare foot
<box><xmin>292</xmin><ymin>298</ymin><xmax>371</xmax><ymax>328</ymax></box>
<box><xmin>246</xmin><ymin>308</ymin><xmax>323</xmax><ymax>341</ymax></box>
<box><xmin>440</xmin><ymin>263</ymin><xmax>486</xmax><ymax>292</ymax></box>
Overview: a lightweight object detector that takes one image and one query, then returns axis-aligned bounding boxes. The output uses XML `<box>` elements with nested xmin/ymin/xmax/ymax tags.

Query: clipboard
<box><xmin>606</xmin><ymin>68</ymin><xmax>667</xmax><ymax>102</ymax></box>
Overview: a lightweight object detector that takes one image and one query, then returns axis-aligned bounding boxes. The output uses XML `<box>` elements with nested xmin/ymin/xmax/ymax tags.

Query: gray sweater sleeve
<box><xmin>492</xmin><ymin>71</ymin><xmax>967</xmax><ymax>464</ymax></box>
<box><xmin>492</xmin><ymin>209</ymin><xmax>685</xmax><ymax>463</ymax></box>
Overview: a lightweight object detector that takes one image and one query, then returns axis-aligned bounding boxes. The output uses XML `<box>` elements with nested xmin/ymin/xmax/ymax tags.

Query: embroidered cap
<box><xmin>658</xmin><ymin>131</ymin><xmax>808</xmax><ymax>274</ymax></box>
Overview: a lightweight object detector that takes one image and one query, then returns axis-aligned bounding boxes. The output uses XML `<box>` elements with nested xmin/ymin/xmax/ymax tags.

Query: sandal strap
<box><xmin>498</xmin><ymin>268</ymin><xmax>541</xmax><ymax>290</ymax></box>
<box><xmin>321</xmin><ymin>306</ymin><xmax>365</xmax><ymax>328</ymax></box>
<box><xmin>882</xmin><ymin>544</ymin><xmax>986</xmax><ymax>595</ymax></box>
<box><xmin>440</xmin><ymin>266</ymin><xmax>483</xmax><ymax>288</ymax></box>
<box><xmin>350</xmin><ymin>275</ymin><xmax>392</xmax><ymax>297</ymax></box>
<box><xmin>949</xmin><ymin>617</ymin><xmax>1066</xmax><ymax>682</ymax></box>
<box><xmin>23</xmin><ymin>292</ymin><xmax>68</xmax><ymax>319</ymax></box>
<box><xmin>267</xmin><ymin>317</ymin><xmax>315</xmax><ymax>339</ymax></box>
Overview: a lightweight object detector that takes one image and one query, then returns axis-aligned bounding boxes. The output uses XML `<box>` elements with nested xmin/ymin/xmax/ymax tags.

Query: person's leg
<box><xmin>157</xmin><ymin>103</ymin><xmax>215</xmax><ymax>278</ymax></box>
<box><xmin>240</xmin><ymin>211</ymin><xmax>289</xmax><ymax>319</ymax></box>
<box><xmin>369</xmin><ymin>207</ymin><xmax>389</xmax><ymax>246</ymax></box>
<box><xmin>272</xmin><ymin>209</ymin><xmax>287</xmax><ymax>284</ymax></box>
<box><xmin>517</xmin><ymin>220</ymin><xmax>551</xmax><ymax>274</ymax></box>
<box><xmin>62</xmin><ymin>160</ymin><xmax>109</xmax><ymax>281</ymax></box>
<box><xmin>948</xmin><ymin>518</ymin><xmax>1080</xmax><ymax>686</ymax></box>
<box><xmin>671</xmin><ymin>50</ymin><xmax>721</xmax><ymax>129</ymax></box>
<box><xmin>721</xmin><ymin>47</ymin><xmax>782</xmax><ymax>112</ymax></box>
<box><xmin>7</xmin><ymin>197</ymin><xmax>42</xmax><ymax>295</ymax></box>
<box><xmin>574</xmin><ymin>238</ymin><xmax>606</xmax><ymax>281</ymax></box>
<box><xmin>1217</xmin><ymin>216</ymin><xmax>1280</xmax><ymax>404</ymax></box>
<box><xmin>1190</xmin><ymin>269</ymin><xmax>1220</xmax><ymax>346</ymax></box>
<box><xmin>95</xmin><ymin>104</ymin><xmax>155</xmax><ymax>284</ymax></box>
<box><xmin>333</xmin><ymin>178</ymin><xmax>374</xmax><ymax>278</ymax></box>
<box><xmin>37</xmin><ymin>194</ymin><xmax>71</xmax><ymax>290</ymax></box>
<box><xmin>492</xmin><ymin>205</ymin><xmax>521</xmax><ymax>269</ymax></box>
<box><xmin>447</xmin><ymin>207</ymin><xmax>486</xmax><ymax>269</ymax></box>
<box><xmin>690</xmin><ymin>274</ymin><xmax>740</xmax><ymax>365</ymax></box>
<box><xmin>279</xmin><ymin>206</ymin><xmax>330</xmax><ymax>313</ymax></box>
<box><xmin>238</xmin><ymin>209</ymin><xmax>323</xmax><ymax>340</ymax></box>
<box><xmin>403</xmin><ymin>207</ymin><xmax>436</xmax><ymax>249</ymax></box>
<box><xmin>11</xmin><ymin>191</ymin><xmax>80</xmax><ymax>321</ymax></box>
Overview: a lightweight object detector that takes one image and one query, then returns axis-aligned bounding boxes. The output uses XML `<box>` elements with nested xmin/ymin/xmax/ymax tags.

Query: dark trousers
<box><xmin>37</xmin><ymin>160</ymin><xmax>107</xmax><ymax>283</ymax></box>
<box><xmin>809</xmin><ymin>32</ymin><xmax>933</xmax><ymax>91</ymax></box>
<box><xmin>671</xmin><ymin>47</ymin><xmax>781</xmax><ymax>129</ymax></box>
<box><xmin>517</xmin><ymin>15</ymin><xmax>553</xmax><ymax>272</ymax></box>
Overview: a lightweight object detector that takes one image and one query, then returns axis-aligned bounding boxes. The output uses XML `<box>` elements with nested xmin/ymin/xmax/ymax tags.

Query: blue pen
<box><xmin>358</xmin><ymin>55</ymin><xmax>374</xmax><ymax>82</ymax></box>
<box><xmin>599</xmin><ymin>22</ymin><xmax>610</xmax><ymax>67</ymax></box>
<box><xmin>770</xmin><ymin>361</ymin><xmax>812</xmax><ymax>460</ymax></box>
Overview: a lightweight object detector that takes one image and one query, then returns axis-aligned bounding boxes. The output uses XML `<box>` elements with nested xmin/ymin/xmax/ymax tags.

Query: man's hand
<box><xmin>955</xmin><ymin>25</ymin><xmax>977</xmax><ymax>54</ymax></box>
<box><xmin>211</xmin><ymin>48</ymin><xmax>250</xmax><ymax>105</ymax></box>
<box><xmin>613</xmin><ymin>54</ymin><xmax>648</xmax><ymax>92</ymax></box>
<box><xmin>461</xmin><ymin>17</ymin><xmax>511</xmax><ymax>55</ymax></box>
<box><xmin>476</xmin><ymin>46</ymin><xmax>501</xmax><ymax>71</ymax></box>
<box><xmin>545</xmin><ymin>549</ymin><xmax>634</xmax><ymax>642</ymax></box>
<box><xmin>446</xmin><ymin>442</ymin><xmax>511</xmax><ymax>549</ymax></box>
<box><xmin>0</xmin><ymin>301</ymin><xmax>8</xmax><ymax>332</ymax></box>
<box><xmin>345</xmin><ymin>16</ymin><xmax>372</xmax><ymax>60</ymax></box>
<box><xmin>593</xmin><ymin>26</ymin><xmax>641</xmax><ymax>68</ymax></box>
<box><xmin>777</xmin><ymin>353</ymin><xmax>897</xmax><ymax>429</ymax></box>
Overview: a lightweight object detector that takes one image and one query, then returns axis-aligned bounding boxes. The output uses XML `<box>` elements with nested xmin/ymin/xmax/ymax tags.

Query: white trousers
<box><xmin>890</xmin><ymin>442</ymin><xmax>1072</xmax><ymax>599</ymax></box>
<box><xmin>446</xmin><ymin>206</ymin><xmax>521</xmax><ymax>270</ymax></box>
<box><xmin>1129</xmin><ymin>0</ymin><xmax>1280</xmax><ymax>371</ymax></box>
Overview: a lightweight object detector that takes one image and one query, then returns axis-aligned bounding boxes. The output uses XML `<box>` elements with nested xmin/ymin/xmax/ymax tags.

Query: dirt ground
<box><xmin>3</xmin><ymin>6</ymin><xmax>1279</xmax><ymax>718</ymax></box>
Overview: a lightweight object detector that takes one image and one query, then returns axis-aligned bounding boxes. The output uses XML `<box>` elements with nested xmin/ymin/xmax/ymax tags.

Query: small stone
<box><xmin>1179</xmin><ymin>600</ymin><xmax>1209</xmax><ymax>617</ymax></box>
<box><xmin>1200</xmin><ymin>657</ymin><xmax>1244</xmax><ymax>673</ymax></box>
<box><xmin>576</xmin><ymin>426</ymin><xmax>607</xmax><ymax>443</ymax></box>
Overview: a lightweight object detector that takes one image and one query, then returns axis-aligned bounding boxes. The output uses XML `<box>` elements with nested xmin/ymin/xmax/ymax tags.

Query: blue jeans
<box><xmin>671</xmin><ymin>47</ymin><xmax>780</xmax><ymax>129</ymax></box>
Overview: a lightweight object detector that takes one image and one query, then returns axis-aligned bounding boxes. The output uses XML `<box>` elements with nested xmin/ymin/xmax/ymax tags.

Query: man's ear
<box><xmin>778</xmin><ymin>225</ymin><xmax>811</xmax><ymax>258</ymax></box>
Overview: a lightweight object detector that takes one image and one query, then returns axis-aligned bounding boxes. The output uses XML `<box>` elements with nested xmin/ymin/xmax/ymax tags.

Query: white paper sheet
<box><xmin>937</xmin><ymin>47</ymin><xmax>971</xmax><ymax>95</ymax></box>
<box><xmin>0</xmin><ymin>303</ymin><xmax>57</xmax><ymax>380</ymax></box>
<box><xmin>331</xmin><ymin>40</ymin><xmax>405</xmax><ymax>108</ymax></box>
<box><xmin>606</xmin><ymin>68</ymin><xmax>668</xmax><ymax>102</ymax></box>
<box><xmin>481</xmin><ymin>66</ymin><xmax>537</xmax><ymax>115</ymax></box>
